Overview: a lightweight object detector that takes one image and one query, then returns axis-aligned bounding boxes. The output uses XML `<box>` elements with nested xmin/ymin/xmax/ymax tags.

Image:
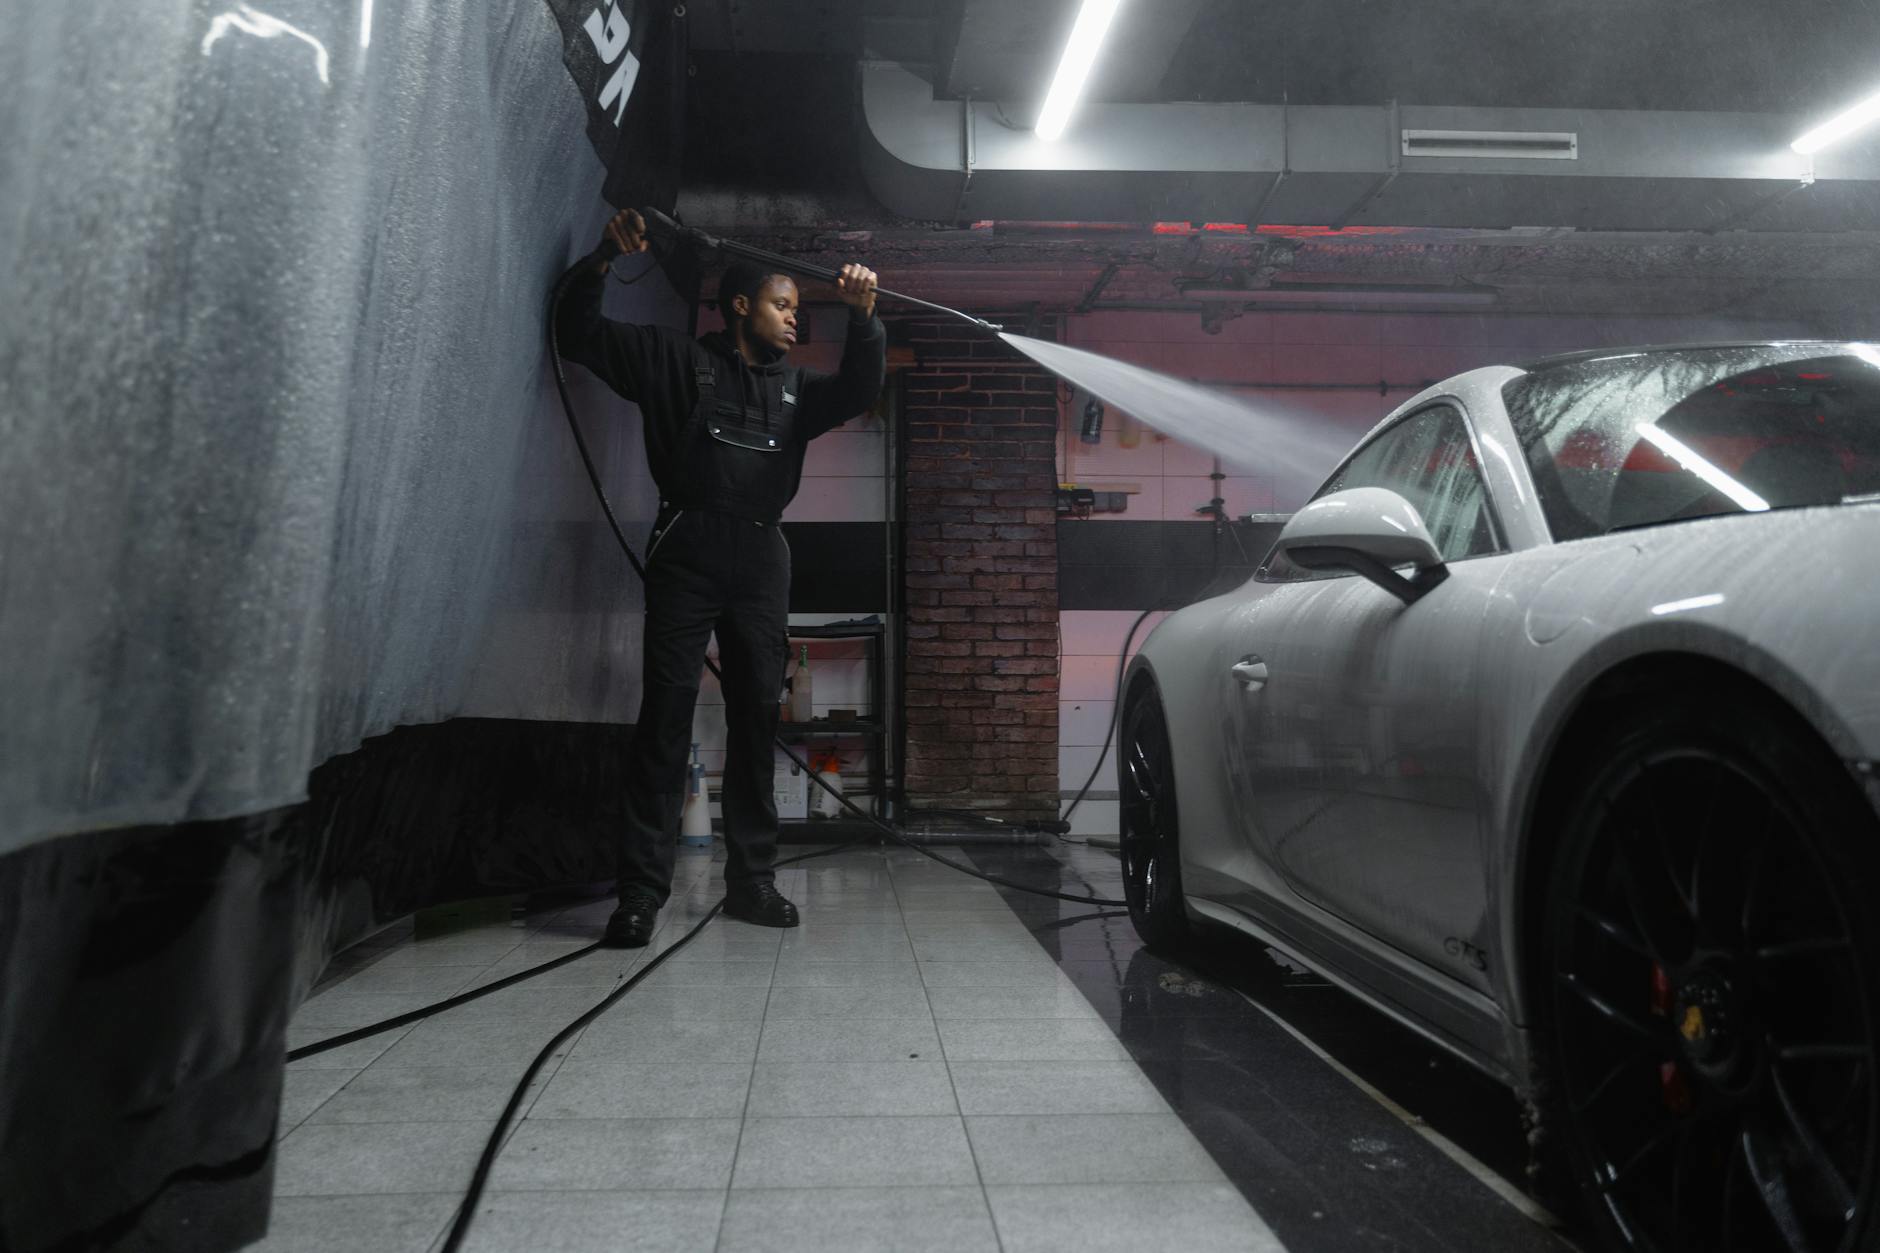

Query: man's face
<box><xmin>738</xmin><ymin>276</ymin><xmax>799</xmax><ymax>356</ymax></box>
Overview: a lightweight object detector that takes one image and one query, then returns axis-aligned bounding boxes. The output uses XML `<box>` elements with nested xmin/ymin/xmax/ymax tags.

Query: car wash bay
<box><xmin>7</xmin><ymin>1</ymin><xmax>1880</xmax><ymax>1252</ymax></box>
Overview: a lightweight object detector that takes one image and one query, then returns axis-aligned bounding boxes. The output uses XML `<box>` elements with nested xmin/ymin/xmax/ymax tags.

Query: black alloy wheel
<box><xmin>1543</xmin><ymin>700</ymin><xmax>1879</xmax><ymax>1253</ymax></box>
<box><xmin>1119</xmin><ymin>689</ymin><xmax>1191</xmax><ymax>952</ymax></box>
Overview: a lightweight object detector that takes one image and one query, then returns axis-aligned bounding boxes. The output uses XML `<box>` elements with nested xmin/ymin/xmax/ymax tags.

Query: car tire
<box><xmin>1119</xmin><ymin>687</ymin><xmax>1192</xmax><ymax>954</ymax></box>
<box><xmin>1537</xmin><ymin>693</ymin><xmax>1880</xmax><ymax>1253</ymax></box>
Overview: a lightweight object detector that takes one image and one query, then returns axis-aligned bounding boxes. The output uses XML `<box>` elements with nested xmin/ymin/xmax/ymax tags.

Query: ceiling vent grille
<box><xmin>1401</xmin><ymin>129</ymin><xmax>1579</xmax><ymax>160</ymax></box>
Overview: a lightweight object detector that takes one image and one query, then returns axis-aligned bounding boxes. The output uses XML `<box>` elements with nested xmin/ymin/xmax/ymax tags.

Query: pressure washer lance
<box><xmin>636</xmin><ymin>205</ymin><xmax>1006</xmax><ymax>334</ymax></box>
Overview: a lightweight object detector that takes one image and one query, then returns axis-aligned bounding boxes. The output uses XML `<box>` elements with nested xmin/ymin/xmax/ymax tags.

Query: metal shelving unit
<box><xmin>778</xmin><ymin>619</ymin><xmax>890</xmax><ymax>844</ymax></box>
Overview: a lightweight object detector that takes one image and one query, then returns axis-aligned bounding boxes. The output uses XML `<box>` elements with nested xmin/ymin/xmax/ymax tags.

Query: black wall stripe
<box><xmin>783</xmin><ymin>522</ymin><xmax>890</xmax><ymax>613</ymax></box>
<box><xmin>543</xmin><ymin>519</ymin><xmax>1278</xmax><ymax>614</ymax></box>
<box><xmin>1057</xmin><ymin>520</ymin><xmax>1283</xmax><ymax>611</ymax></box>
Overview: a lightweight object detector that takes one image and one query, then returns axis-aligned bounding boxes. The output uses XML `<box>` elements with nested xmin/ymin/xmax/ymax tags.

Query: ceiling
<box><xmin>670</xmin><ymin>0</ymin><xmax>1880</xmax><ymax>328</ymax></box>
<box><xmin>683</xmin><ymin>0</ymin><xmax>1880</xmax><ymax>116</ymax></box>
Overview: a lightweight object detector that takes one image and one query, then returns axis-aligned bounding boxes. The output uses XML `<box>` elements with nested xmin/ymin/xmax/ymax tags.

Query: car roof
<box><xmin>1515</xmin><ymin>340</ymin><xmax>1854</xmax><ymax>372</ymax></box>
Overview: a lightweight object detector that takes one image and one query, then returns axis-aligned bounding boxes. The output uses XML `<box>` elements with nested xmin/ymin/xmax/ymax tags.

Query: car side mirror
<box><xmin>1274</xmin><ymin>487</ymin><xmax>1450</xmax><ymax>605</ymax></box>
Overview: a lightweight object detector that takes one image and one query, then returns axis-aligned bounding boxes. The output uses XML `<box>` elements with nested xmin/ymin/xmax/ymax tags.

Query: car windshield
<box><xmin>1501</xmin><ymin>345</ymin><xmax>1880</xmax><ymax>541</ymax></box>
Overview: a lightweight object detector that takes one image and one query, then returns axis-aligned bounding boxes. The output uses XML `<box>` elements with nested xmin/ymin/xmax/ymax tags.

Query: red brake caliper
<box><xmin>1651</xmin><ymin>963</ymin><xmax>1693</xmax><ymax>1114</ymax></box>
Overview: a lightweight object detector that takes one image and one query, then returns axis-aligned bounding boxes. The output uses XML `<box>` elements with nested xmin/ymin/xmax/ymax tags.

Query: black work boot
<box><xmin>722</xmin><ymin>882</ymin><xmax>799</xmax><ymax>928</ymax></box>
<box><xmin>602</xmin><ymin>890</ymin><xmax>660</xmax><ymax>948</ymax></box>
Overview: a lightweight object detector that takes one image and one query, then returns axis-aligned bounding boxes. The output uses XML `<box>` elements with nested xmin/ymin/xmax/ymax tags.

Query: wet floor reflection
<box><xmin>964</xmin><ymin>842</ymin><xmax>1575</xmax><ymax>1253</ymax></box>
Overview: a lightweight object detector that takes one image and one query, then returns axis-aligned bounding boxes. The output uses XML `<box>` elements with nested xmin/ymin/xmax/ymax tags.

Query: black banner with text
<box><xmin>543</xmin><ymin>0</ymin><xmax>686</xmax><ymax>212</ymax></box>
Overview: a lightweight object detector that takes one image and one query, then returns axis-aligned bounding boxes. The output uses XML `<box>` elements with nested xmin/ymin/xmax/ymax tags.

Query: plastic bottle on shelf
<box><xmin>680</xmin><ymin>743</ymin><xmax>712</xmax><ymax>847</ymax></box>
<box><xmin>788</xmin><ymin>644</ymin><xmax>814</xmax><ymax>723</ymax></box>
<box><xmin>810</xmin><ymin>750</ymin><xmax>843</xmax><ymax>819</ymax></box>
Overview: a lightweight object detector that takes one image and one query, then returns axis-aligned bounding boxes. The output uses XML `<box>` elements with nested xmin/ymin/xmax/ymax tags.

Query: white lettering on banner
<box><xmin>582</xmin><ymin>0</ymin><xmax>641</xmax><ymax>126</ymax></box>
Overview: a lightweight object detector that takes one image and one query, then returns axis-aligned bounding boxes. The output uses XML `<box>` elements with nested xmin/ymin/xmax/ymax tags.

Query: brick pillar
<box><xmin>901</xmin><ymin>317</ymin><xmax>1060</xmax><ymax>820</ymax></box>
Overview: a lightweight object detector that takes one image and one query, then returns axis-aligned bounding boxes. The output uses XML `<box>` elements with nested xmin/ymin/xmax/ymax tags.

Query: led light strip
<box><xmin>1035</xmin><ymin>0</ymin><xmax>1123</xmax><ymax>142</ymax></box>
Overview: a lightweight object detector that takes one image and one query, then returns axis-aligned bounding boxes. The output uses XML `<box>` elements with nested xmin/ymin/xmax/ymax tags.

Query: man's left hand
<box><xmin>835</xmin><ymin>263</ymin><xmax>878</xmax><ymax>320</ymax></box>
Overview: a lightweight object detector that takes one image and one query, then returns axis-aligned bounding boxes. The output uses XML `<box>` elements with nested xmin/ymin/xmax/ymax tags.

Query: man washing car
<box><xmin>556</xmin><ymin>208</ymin><xmax>885</xmax><ymax>946</ymax></box>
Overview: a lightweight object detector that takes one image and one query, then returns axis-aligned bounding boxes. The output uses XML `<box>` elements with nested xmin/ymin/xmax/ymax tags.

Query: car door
<box><xmin>1225</xmin><ymin>403</ymin><xmax>1508</xmax><ymax>991</ymax></box>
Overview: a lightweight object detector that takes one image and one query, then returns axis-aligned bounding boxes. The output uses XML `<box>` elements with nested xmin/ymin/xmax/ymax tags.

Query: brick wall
<box><xmin>900</xmin><ymin>317</ymin><xmax>1060</xmax><ymax>819</ymax></box>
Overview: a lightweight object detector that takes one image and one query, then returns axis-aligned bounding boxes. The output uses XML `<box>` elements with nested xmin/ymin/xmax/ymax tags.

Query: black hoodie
<box><xmin>556</xmin><ymin>262</ymin><xmax>887</xmax><ymax>524</ymax></box>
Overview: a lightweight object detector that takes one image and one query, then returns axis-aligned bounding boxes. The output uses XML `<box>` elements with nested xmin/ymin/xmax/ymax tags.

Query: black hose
<box><xmin>433</xmin><ymin>837</ymin><xmax>861</xmax><ymax>1253</ymax></box>
<box><xmin>1057</xmin><ymin>605</ymin><xmax>1159</xmax><ymax>829</ymax></box>
<box><xmin>1056</xmin><ymin>527</ymin><xmax>1256</xmax><ymax>831</ymax></box>
<box><xmin>286</xmin><ymin>943</ymin><xmax>602</xmax><ymax>1063</ymax></box>
<box><xmin>427</xmin><ymin>900</ymin><xmax>711</xmax><ymax>1253</ymax></box>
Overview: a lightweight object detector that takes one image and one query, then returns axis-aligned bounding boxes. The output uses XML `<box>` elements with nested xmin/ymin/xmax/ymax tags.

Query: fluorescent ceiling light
<box><xmin>1792</xmin><ymin>85</ymin><xmax>1880</xmax><ymax>154</ymax></box>
<box><xmin>1035</xmin><ymin>0</ymin><xmax>1123</xmax><ymax>142</ymax></box>
<box><xmin>1636</xmin><ymin>424</ymin><xmax>1769</xmax><ymax>513</ymax></box>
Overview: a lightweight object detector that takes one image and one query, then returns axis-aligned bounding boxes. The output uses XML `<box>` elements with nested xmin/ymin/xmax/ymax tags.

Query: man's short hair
<box><xmin>717</xmin><ymin>261</ymin><xmax>789</xmax><ymax>326</ymax></box>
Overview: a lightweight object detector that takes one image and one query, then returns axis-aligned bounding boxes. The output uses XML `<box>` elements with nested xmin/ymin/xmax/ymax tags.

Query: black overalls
<box><xmin>555</xmin><ymin>262</ymin><xmax>887</xmax><ymax>905</ymax></box>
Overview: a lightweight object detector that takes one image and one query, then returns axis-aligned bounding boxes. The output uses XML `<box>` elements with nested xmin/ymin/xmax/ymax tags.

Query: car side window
<box><xmin>1262</xmin><ymin>403</ymin><xmax>1499</xmax><ymax>582</ymax></box>
<box><xmin>1328</xmin><ymin>404</ymin><xmax>1499</xmax><ymax>562</ymax></box>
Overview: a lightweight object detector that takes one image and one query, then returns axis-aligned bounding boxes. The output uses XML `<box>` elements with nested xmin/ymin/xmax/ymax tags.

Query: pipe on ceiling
<box><xmin>858</xmin><ymin>61</ymin><xmax>1880</xmax><ymax>234</ymax></box>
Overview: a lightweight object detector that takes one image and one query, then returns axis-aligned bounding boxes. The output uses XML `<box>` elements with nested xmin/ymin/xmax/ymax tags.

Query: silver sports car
<box><xmin>1119</xmin><ymin>342</ymin><xmax>1880</xmax><ymax>1253</ymax></box>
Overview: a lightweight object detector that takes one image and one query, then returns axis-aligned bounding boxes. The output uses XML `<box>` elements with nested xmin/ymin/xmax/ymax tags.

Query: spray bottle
<box><xmin>679</xmin><ymin>742</ymin><xmax>712</xmax><ymax>847</ymax></box>
<box><xmin>809</xmin><ymin>750</ymin><xmax>844</xmax><ymax>819</ymax></box>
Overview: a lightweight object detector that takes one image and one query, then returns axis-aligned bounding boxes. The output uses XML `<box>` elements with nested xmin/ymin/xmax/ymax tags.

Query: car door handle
<box><xmin>1231</xmin><ymin>656</ymin><xmax>1269</xmax><ymax>689</ymax></box>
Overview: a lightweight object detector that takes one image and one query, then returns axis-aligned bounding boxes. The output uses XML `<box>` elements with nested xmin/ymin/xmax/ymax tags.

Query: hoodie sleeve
<box><xmin>796</xmin><ymin>311</ymin><xmax>888</xmax><ymax>440</ymax></box>
<box><xmin>553</xmin><ymin>254</ymin><xmax>670</xmax><ymax>404</ymax></box>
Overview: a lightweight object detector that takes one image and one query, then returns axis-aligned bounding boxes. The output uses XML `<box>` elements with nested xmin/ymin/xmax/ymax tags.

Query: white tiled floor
<box><xmin>259</xmin><ymin>846</ymin><xmax>1285</xmax><ymax>1252</ymax></box>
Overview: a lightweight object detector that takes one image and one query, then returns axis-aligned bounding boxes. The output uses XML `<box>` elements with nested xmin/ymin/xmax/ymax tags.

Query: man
<box><xmin>557</xmin><ymin>208</ymin><xmax>884</xmax><ymax>946</ymax></box>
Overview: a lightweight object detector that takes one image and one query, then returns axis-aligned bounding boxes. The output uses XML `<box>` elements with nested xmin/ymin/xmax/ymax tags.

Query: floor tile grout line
<box><xmin>900</xmin><ymin>849</ymin><xmax>1010</xmax><ymax>1253</ymax></box>
<box><xmin>426</xmin><ymin>902</ymin><xmax>652</xmax><ymax>1234</ymax></box>
<box><xmin>283</xmin><ymin>1062</ymin><xmax>370</xmax><ymax>1138</ymax></box>
<box><xmin>711</xmin><ymin>856</ymin><xmax>781</xmax><ymax>1253</ymax></box>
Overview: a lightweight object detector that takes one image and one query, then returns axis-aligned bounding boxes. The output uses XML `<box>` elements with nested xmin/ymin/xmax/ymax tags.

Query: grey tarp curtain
<box><xmin>0</xmin><ymin>0</ymin><xmax>677</xmax><ymax>855</ymax></box>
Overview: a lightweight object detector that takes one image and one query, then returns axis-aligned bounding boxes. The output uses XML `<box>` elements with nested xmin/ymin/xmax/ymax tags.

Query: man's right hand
<box><xmin>595</xmin><ymin>209</ymin><xmax>649</xmax><ymax>272</ymax></box>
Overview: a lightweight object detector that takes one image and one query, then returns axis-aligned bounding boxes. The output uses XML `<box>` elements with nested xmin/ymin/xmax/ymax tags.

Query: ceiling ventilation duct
<box><xmin>857</xmin><ymin>62</ymin><xmax>1880</xmax><ymax>233</ymax></box>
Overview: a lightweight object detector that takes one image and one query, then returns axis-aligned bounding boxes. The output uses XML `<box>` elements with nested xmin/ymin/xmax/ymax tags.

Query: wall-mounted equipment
<box><xmin>1055</xmin><ymin>485</ymin><xmax>1130</xmax><ymax>517</ymax></box>
<box><xmin>1079</xmin><ymin>396</ymin><xmax>1104</xmax><ymax>444</ymax></box>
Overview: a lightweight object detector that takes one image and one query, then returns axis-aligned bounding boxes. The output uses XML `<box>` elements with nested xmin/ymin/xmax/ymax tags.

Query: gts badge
<box><xmin>1443</xmin><ymin>937</ymin><xmax>1489</xmax><ymax>974</ymax></box>
<box><xmin>582</xmin><ymin>0</ymin><xmax>641</xmax><ymax>125</ymax></box>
